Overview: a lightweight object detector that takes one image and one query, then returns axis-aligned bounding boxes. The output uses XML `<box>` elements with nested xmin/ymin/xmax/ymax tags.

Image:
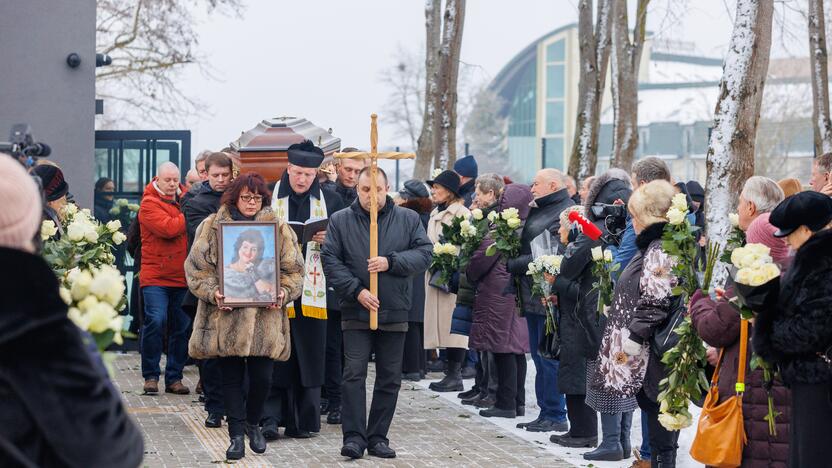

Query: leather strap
<box><xmin>709</xmin><ymin>318</ymin><xmax>749</xmax><ymax>394</ymax></box>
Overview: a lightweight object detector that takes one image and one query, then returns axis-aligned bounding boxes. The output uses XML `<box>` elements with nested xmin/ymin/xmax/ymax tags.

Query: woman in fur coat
<box><xmin>186</xmin><ymin>173</ymin><xmax>304</xmax><ymax>461</ymax></box>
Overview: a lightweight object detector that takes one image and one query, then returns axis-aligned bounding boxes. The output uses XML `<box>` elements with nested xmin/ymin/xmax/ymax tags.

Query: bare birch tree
<box><xmin>609</xmin><ymin>0</ymin><xmax>649</xmax><ymax>171</ymax></box>
<box><xmin>414</xmin><ymin>0</ymin><xmax>442</xmax><ymax>180</ymax></box>
<box><xmin>380</xmin><ymin>47</ymin><xmax>425</xmax><ymax>151</ymax></box>
<box><xmin>809</xmin><ymin>0</ymin><xmax>832</xmax><ymax>155</ymax></box>
<box><xmin>567</xmin><ymin>0</ymin><xmax>612</xmax><ymax>180</ymax></box>
<box><xmin>432</xmin><ymin>0</ymin><xmax>466</xmax><ymax>170</ymax></box>
<box><xmin>705</xmin><ymin>0</ymin><xmax>774</xmax><ymax>285</ymax></box>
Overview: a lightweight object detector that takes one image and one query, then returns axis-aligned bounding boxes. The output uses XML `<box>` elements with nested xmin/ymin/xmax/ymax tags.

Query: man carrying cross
<box><xmin>322</xmin><ymin>166</ymin><xmax>432</xmax><ymax>459</ymax></box>
<box><xmin>261</xmin><ymin>140</ymin><xmax>345</xmax><ymax>439</ymax></box>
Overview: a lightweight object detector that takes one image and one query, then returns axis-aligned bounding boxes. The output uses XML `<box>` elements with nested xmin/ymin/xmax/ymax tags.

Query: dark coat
<box><xmin>0</xmin><ymin>247</ymin><xmax>144</xmax><ymax>468</ymax></box>
<box><xmin>321</xmin><ymin>197</ymin><xmax>433</xmax><ymax>325</ymax></box>
<box><xmin>181</xmin><ymin>180</ymin><xmax>223</xmax><ymax>250</ymax></box>
<box><xmin>754</xmin><ymin>228</ymin><xmax>832</xmax><ymax>386</ymax></box>
<box><xmin>506</xmin><ymin>189</ymin><xmax>574</xmax><ymax>315</ymax></box>
<box><xmin>400</xmin><ymin>197</ymin><xmax>432</xmax><ymax>322</ymax></box>
<box><xmin>459</xmin><ymin>178</ymin><xmax>476</xmax><ymax>208</ymax></box>
<box><xmin>467</xmin><ymin>185</ymin><xmax>531</xmax><ymax>354</ymax></box>
<box><xmin>93</xmin><ymin>195</ymin><xmax>114</xmax><ymax>224</ymax></box>
<box><xmin>334</xmin><ymin>180</ymin><xmax>358</xmax><ymax>206</ymax></box>
<box><xmin>690</xmin><ymin>289</ymin><xmax>790</xmax><ymax>468</ymax></box>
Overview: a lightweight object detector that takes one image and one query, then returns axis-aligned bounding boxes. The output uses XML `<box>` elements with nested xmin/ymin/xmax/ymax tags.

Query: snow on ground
<box><xmin>416</xmin><ymin>357</ymin><xmax>701</xmax><ymax>468</ymax></box>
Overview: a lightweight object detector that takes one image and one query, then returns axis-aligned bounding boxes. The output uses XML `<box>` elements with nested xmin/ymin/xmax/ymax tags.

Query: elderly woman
<box><xmin>424</xmin><ymin>170</ymin><xmax>471</xmax><ymax>392</ymax></box>
<box><xmin>223</xmin><ymin>228</ymin><xmax>277</xmax><ymax>303</ymax></box>
<box><xmin>689</xmin><ymin>178</ymin><xmax>790</xmax><ymax>468</ymax></box>
<box><xmin>755</xmin><ymin>191</ymin><xmax>832</xmax><ymax>467</ymax></box>
<box><xmin>186</xmin><ymin>173</ymin><xmax>304</xmax><ymax>460</ymax></box>
<box><xmin>467</xmin><ymin>183</ymin><xmax>531</xmax><ymax>418</ymax></box>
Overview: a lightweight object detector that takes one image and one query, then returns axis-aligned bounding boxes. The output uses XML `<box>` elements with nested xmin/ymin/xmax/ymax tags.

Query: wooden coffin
<box><xmin>231</xmin><ymin>117</ymin><xmax>341</xmax><ymax>184</ymax></box>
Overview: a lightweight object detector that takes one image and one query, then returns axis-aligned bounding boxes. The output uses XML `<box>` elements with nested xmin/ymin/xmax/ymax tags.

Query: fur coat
<box><xmin>186</xmin><ymin>205</ymin><xmax>305</xmax><ymax>360</ymax></box>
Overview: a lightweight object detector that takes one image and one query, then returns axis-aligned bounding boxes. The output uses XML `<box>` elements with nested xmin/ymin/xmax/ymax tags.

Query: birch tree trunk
<box><xmin>610</xmin><ymin>0</ymin><xmax>649</xmax><ymax>171</ymax></box>
<box><xmin>414</xmin><ymin>0</ymin><xmax>442</xmax><ymax>180</ymax></box>
<box><xmin>705</xmin><ymin>0</ymin><xmax>773</xmax><ymax>286</ymax></box>
<box><xmin>432</xmin><ymin>0</ymin><xmax>466</xmax><ymax>170</ymax></box>
<box><xmin>567</xmin><ymin>0</ymin><xmax>612</xmax><ymax>180</ymax></box>
<box><xmin>809</xmin><ymin>0</ymin><xmax>832</xmax><ymax>156</ymax></box>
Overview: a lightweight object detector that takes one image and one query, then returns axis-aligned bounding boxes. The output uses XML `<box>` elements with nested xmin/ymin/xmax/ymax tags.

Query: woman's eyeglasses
<box><xmin>240</xmin><ymin>194</ymin><xmax>263</xmax><ymax>204</ymax></box>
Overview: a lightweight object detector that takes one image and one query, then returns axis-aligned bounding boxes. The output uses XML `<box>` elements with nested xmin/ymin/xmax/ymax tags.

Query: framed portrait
<box><xmin>218</xmin><ymin>220</ymin><xmax>281</xmax><ymax>308</ymax></box>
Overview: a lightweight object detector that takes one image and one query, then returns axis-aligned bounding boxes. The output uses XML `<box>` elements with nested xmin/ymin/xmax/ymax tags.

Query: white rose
<box><xmin>591</xmin><ymin>246</ymin><xmax>603</xmax><ymax>261</ymax></box>
<box><xmin>112</xmin><ymin>231</ymin><xmax>127</xmax><ymax>245</ymax></box>
<box><xmin>667</xmin><ymin>208</ymin><xmax>686</xmax><ymax>225</ymax></box>
<box><xmin>507</xmin><ymin>217</ymin><xmax>521</xmax><ymax>229</ymax></box>
<box><xmin>433</xmin><ymin>243</ymin><xmax>444</xmax><ymax>255</ymax></box>
<box><xmin>671</xmin><ymin>193</ymin><xmax>688</xmax><ymax>212</ymax></box>
<box><xmin>603</xmin><ymin>249</ymin><xmax>613</xmax><ymax>263</ymax></box>
<box><xmin>63</xmin><ymin>203</ymin><xmax>78</xmax><ymax>216</ymax></box>
<box><xmin>59</xmin><ymin>287</ymin><xmax>72</xmax><ymax>305</ymax></box>
<box><xmin>67</xmin><ymin>307</ymin><xmax>87</xmax><ymax>329</ymax></box>
<box><xmin>85</xmin><ymin>302</ymin><xmax>117</xmax><ymax>333</ymax></box>
<box><xmin>729</xmin><ymin>213</ymin><xmax>740</xmax><ymax>227</ymax></box>
<box><xmin>90</xmin><ymin>266</ymin><xmax>125</xmax><ymax>305</ymax></box>
<box><xmin>471</xmin><ymin>209</ymin><xmax>483</xmax><ymax>220</ymax></box>
<box><xmin>70</xmin><ymin>270</ymin><xmax>93</xmax><ymax>301</ymax></box>
<box><xmin>106</xmin><ymin>220</ymin><xmax>122</xmax><ymax>233</ymax></box>
<box><xmin>77</xmin><ymin>295</ymin><xmax>99</xmax><ymax>312</ymax></box>
<box><xmin>41</xmin><ymin>220</ymin><xmax>58</xmax><ymax>241</ymax></box>
<box><xmin>487</xmin><ymin>211</ymin><xmax>499</xmax><ymax>222</ymax></box>
<box><xmin>66</xmin><ymin>220</ymin><xmax>86</xmax><ymax>242</ymax></box>
<box><xmin>109</xmin><ymin>207</ymin><xmax>120</xmax><ymax>216</ymax></box>
<box><xmin>501</xmin><ymin>208</ymin><xmax>519</xmax><ymax>221</ymax></box>
<box><xmin>80</xmin><ymin>208</ymin><xmax>92</xmax><ymax>218</ymax></box>
<box><xmin>116</xmin><ymin>198</ymin><xmax>129</xmax><ymax>207</ymax></box>
<box><xmin>84</xmin><ymin>227</ymin><xmax>99</xmax><ymax>244</ymax></box>
<box><xmin>128</xmin><ymin>203</ymin><xmax>140</xmax><ymax>212</ymax></box>
<box><xmin>432</xmin><ymin>168</ymin><xmax>442</xmax><ymax>178</ymax></box>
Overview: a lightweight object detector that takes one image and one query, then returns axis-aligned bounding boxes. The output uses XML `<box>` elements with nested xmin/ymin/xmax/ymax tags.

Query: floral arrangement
<box><xmin>719</xmin><ymin>213</ymin><xmax>746</xmax><ymax>263</ymax></box>
<box><xmin>485</xmin><ymin>207</ymin><xmax>522</xmax><ymax>258</ymax></box>
<box><xmin>108</xmin><ymin>197</ymin><xmax>140</xmax><ymax>217</ymax></box>
<box><xmin>41</xmin><ymin>204</ymin><xmax>127</xmax><ymax>276</ymax></box>
<box><xmin>62</xmin><ymin>265</ymin><xmax>126</xmax><ymax>351</ymax></box>
<box><xmin>590</xmin><ymin>246</ymin><xmax>618</xmax><ymax>319</ymax></box>
<box><xmin>526</xmin><ymin>254</ymin><xmax>563</xmax><ymax>299</ymax></box>
<box><xmin>656</xmin><ymin>193</ymin><xmax>709</xmax><ymax>431</ymax></box>
<box><xmin>458</xmin><ymin>209</ymin><xmax>490</xmax><ymax>268</ymax></box>
<box><xmin>432</xmin><ymin>168</ymin><xmax>443</xmax><ymax>178</ymax></box>
<box><xmin>430</xmin><ymin>242</ymin><xmax>460</xmax><ymax>286</ymax></box>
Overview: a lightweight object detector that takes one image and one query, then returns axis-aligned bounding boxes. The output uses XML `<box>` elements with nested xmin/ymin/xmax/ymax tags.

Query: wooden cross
<box><xmin>334</xmin><ymin>114</ymin><xmax>415</xmax><ymax>330</ymax></box>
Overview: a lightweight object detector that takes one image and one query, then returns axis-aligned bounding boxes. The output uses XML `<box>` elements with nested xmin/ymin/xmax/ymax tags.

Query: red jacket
<box><xmin>138</xmin><ymin>179</ymin><xmax>188</xmax><ymax>288</ymax></box>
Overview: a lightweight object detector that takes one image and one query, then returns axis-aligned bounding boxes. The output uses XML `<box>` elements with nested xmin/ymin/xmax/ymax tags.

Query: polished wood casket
<box><xmin>231</xmin><ymin>117</ymin><xmax>341</xmax><ymax>183</ymax></box>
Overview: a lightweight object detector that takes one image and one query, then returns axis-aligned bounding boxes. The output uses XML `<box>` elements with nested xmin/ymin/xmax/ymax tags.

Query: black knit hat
<box><xmin>427</xmin><ymin>170</ymin><xmax>462</xmax><ymax>198</ymax></box>
<box><xmin>287</xmin><ymin>140</ymin><xmax>324</xmax><ymax>168</ymax></box>
<box><xmin>770</xmin><ymin>191</ymin><xmax>832</xmax><ymax>238</ymax></box>
<box><xmin>32</xmin><ymin>165</ymin><xmax>68</xmax><ymax>202</ymax></box>
<box><xmin>398</xmin><ymin>179</ymin><xmax>429</xmax><ymax>200</ymax></box>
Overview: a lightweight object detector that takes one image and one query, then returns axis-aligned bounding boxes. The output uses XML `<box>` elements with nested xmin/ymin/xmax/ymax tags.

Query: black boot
<box><xmin>656</xmin><ymin>450</ymin><xmax>677</xmax><ymax>468</ymax></box>
<box><xmin>226</xmin><ymin>435</ymin><xmax>245</xmax><ymax>460</ymax></box>
<box><xmin>429</xmin><ymin>361</ymin><xmax>463</xmax><ymax>392</ymax></box>
<box><xmin>245</xmin><ymin>423</ymin><xmax>266</xmax><ymax>454</ymax></box>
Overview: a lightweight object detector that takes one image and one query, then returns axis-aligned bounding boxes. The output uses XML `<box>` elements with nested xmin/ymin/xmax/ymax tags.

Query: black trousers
<box><xmin>565</xmin><ymin>394</ymin><xmax>598</xmax><ymax>438</ymax></box>
<box><xmin>493</xmin><ymin>353</ymin><xmax>526</xmax><ymax>410</ymax></box>
<box><xmin>262</xmin><ymin>384</ymin><xmax>321</xmax><ymax>433</ymax></box>
<box><xmin>324</xmin><ymin>309</ymin><xmax>343</xmax><ymax>410</ymax></box>
<box><xmin>199</xmin><ymin>358</ymin><xmax>224</xmax><ymax>415</ymax></box>
<box><xmin>218</xmin><ymin>356</ymin><xmax>272</xmax><ymax>437</ymax></box>
<box><xmin>790</xmin><ymin>382</ymin><xmax>832</xmax><ymax>467</ymax></box>
<box><xmin>636</xmin><ymin>389</ymin><xmax>679</xmax><ymax>464</ymax></box>
<box><xmin>446</xmin><ymin>347</ymin><xmax>467</xmax><ymax>365</ymax></box>
<box><xmin>342</xmin><ymin>329</ymin><xmax>406</xmax><ymax>448</ymax></box>
<box><xmin>402</xmin><ymin>321</ymin><xmax>425</xmax><ymax>374</ymax></box>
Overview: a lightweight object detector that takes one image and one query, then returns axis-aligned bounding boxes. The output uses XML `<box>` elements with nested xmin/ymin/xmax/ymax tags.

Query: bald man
<box><xmin>505</xmin><ymin>168</ymin><xmax>573</xmax><ymax>433</ymax></box>
<box><xmin>138</xmin><ymin>162</ymin><xmax>192</xmax><ymax>396</ymax></box>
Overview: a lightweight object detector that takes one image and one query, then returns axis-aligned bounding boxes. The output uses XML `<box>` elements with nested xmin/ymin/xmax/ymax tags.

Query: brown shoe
<box><xmin>143</xmin><ymin>379</ymin><xmax>159</xmax><ymax>395</ymax></box>
<box><xmin>629</xmin><ymin>452</ymin><xmax>651</xmax><ymax>468</ymax></box>
<box><xmin>165</xmin><ymin>381</ymin><xmax>190</xmax><ymax>395</ymax></box>
<box><xmin>195</xmin><ymin>378</ymin><xmax>203</xmax><ymax>395</ymax></box>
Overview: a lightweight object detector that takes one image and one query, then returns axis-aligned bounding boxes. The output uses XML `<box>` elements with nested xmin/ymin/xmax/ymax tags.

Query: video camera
<box><xmin>0</xmin><ymin>124</ymin><xmax>51</xmax><ymax>167</ymax></box>
<box><xmin>590</xmin><ymin>202</ymin><xmax>628</xmax><ymax>247</ymax></box>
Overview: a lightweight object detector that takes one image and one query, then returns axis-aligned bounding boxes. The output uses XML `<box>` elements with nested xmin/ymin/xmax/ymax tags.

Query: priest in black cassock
<box><xmin>261</xmin><ymin>140</ymin><xmax>345</xmax><ymax>439</ymax></box>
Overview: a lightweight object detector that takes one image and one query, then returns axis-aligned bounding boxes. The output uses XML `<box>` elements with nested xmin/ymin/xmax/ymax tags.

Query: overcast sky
<box><xmin>173</xmin><ymin>0</ymin><xmax>801</xmax><ymax>160</ymax></box>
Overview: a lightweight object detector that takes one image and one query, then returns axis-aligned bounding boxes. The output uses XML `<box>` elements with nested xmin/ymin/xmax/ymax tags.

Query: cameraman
<box><xmin>31</xmin><ymin>164</ymin><xmax>70</xmax><ymax>238</ymax></box>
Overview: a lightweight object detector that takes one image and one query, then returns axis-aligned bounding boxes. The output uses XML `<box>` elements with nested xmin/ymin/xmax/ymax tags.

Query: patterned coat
<box><xmin>186</xmin><ymin>205</ymin><xmax>304</xmax><ymax>360</ymax></box>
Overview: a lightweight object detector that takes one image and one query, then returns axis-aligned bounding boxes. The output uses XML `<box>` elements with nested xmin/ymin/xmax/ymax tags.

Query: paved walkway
<box><xmin>114</xmin><ymin>353</ymin><xmax>571</xmax><ymax>467</ymax></box>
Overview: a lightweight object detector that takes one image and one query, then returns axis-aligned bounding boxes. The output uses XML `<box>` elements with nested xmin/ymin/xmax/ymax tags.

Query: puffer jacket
<box><xmin>690</xmin><ymin>289</ymin><xmax>790</xmax><ymax>468</ymax></box>
<box><xmin>138</xmin><ymin>178</ymin><xmax>188</xmax><ymax>288</ymax></box>
<box><xmin>186</xmin><ymin>205</ymin><xmax>304</xmax><ymax>360</ymax></box>
<box><xmin>466</xmin><ymin>185</ymin><xmax>532</xmax><ymax>354</ymax></box>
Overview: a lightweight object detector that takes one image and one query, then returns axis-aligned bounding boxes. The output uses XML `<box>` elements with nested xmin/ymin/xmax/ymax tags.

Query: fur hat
<box><xmin>0</xmin><ymin>157</ymin><xmax>43</xmax><ymax>251</ymax></box>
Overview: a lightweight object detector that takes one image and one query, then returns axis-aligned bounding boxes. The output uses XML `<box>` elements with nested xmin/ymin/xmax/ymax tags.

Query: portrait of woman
<box><xmin>221</xmin><ymin>226</ymin><xmax>278</xmax><ymax>304</ymax></box>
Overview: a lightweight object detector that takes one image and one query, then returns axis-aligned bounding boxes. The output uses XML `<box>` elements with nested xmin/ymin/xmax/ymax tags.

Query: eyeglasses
<box><xmin>240</xmin><ymin>194</ymin><xmax>263</xmax><ymax>204</ymax></box>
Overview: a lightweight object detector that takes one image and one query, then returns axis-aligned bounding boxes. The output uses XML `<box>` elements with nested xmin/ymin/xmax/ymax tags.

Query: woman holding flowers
<box><xmin>755</xmin><ymin>191</ymin><xmax>832</xmax><ymax>467</ymax></box>
<box><xmin>424</xmin><ymin>170</ymin><xmax>471</xmax><ymax>392</ymax></box>
<box><xmin>186</xmin><ymin>173</ymin><xmax>304</xmax><ymax>460</ymax></box>
<box><xmin>466</xmin><ymin>184</ymin><xmax>532</xmax><ymax>418</ymax></box>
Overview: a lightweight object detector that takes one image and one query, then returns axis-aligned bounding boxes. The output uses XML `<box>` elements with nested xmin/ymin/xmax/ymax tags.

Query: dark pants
<box><xmin>565</xmin><ymin>394</ymin><xmax>597</xmax><ymax>438</ymax></box>
<box><xmin>637</xmin><ymin>390</ymin><xmax>679</xmax><ymax>466</ymax></box>
<box><xmin>445</xmin><ymin>347</ymin><xmax>467</xmax><ymax>365</ymax></box>
<box><xmin>140</xmin><ymin>286</ymin><xmax>189</xmax><ymax>383</ymax></box>
<box><xmin>402</xmin><ymin>321</ymin><xmax>425</xmax><ymax>374</ymax></box>
<box><xmin>218</xmin><ymin>356</ymin><xmax>273</xmax><ymax>437</ymax></box>
<box><xmin>200</xmin><ymin>359</ymin><xmax>225</xmax><ymax>414</ymax></box>
<box><xmin>493</xmin><ymin>352</ymin><xmax>526</xmax><ymax>410</ymax></box>
<box><xmin>263</xmin><ymin>384</ymin><xmax>321</xmax><ymax>434</ymax></box>
<box><xmin>790</xmin><ymin>382</ymin><xmax>832</xmax><ymax>467</ymax></box>
<box><xmin>342</xmin><ymin>329</ymin><xmax>406</xmax><ymax>448</ymax></box>
<box><xmin>525</xmin><ymin>313</ymin><xmax>567</xmax><ymax>422</ymax></box>
<box><xmin>324</xmin><ymin>309</ymin><xmax>343</xmax><ymax>411</ymax></box>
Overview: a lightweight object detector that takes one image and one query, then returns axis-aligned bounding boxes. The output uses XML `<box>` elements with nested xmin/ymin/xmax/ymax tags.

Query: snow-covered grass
<box><xmin>416</xmin><ymin>357</ymin><xmax>701</xmax><ymax>468</ymax></box>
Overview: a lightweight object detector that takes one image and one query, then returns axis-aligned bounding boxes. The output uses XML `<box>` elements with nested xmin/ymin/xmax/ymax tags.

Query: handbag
<box><xmin>689</xmin><ymin>319</ymin><xmax>749</xmax><ymax>467</ymax></box>
<box><xmin>649</xmin><ymin>295</ymin><xmax>686</xmax><ymax>357</ymax></box>
<box><xmin>538</xmin><ymin>303</ymin><xmax>561</xmax><ymax>361</ymax></box>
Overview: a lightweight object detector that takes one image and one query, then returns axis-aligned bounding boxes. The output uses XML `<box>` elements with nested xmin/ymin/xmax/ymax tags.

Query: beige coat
<box><xmin>423</xmin><ymin>201</ymin><xmax>470</xmax><ymax>349</ymax></box>
<box><xmin>186</xmin><ymin>205</ymin><xmax>305</xmax><ymax>360</ymax></box>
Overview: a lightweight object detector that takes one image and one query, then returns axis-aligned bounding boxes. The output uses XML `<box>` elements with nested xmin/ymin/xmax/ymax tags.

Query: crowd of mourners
<box><xmin>1</xmin><ymin>143</ymin><xmax>831</xmax><ymax>468</ymax></box>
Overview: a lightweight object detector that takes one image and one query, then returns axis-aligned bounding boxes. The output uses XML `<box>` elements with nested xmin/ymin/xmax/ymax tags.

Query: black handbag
<box><xmin>649</xmin><ymin>295</ymin><xmax>686</xmax><ymax>357</ymax></box>
<box><xmin>538</xmin><ymin>304</ymin><xmax>561</xmax><ymax>361</ymax></box>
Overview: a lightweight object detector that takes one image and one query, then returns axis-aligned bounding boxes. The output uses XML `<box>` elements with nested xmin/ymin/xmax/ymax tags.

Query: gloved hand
<box><xmin>623</xmin><ymin>337</ymin><xmax>643</xmax><ymax>356</ymax></box>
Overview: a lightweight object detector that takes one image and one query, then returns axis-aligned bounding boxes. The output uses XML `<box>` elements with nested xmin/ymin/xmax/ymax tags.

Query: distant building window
<box><xmin>546</xmin><ymin>101</ymin><xmax>565</xmax><ymax>134</ymax></box>
<box><xmin>543</xmin><ymin>137</ymin><xmax>564</xmax><ymax>170</ymax></box>
<box><xmin>546</xmin><ymin>64</ymin><xmax>565</xmax><ymax>99</ymax></box>
<box><xmin>547</xmin><ymin>40</ymin><xmax>565</xmax><ymax>62</ymax></box>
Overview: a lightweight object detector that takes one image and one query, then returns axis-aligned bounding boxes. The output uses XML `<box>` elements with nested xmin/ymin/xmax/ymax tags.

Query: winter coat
<box><xmin>138</xmin><ymin>178</ymin><xmax>188</xmax><ymax>288</ymax></box>
<box><xmin>185</xmin><ymin>205</ymin><xmax>304</xmax><ymax>360</ymax></box>
<box><xmin>754</xmin><ymin>228</ymin><xmax>832</xmax><ymax>386</ymax></box>
<box><xmin>466</xmin><ymin>185</ymin><xmax>531</xmax><ymax>354</ymax></box>
<box><xmin>334</xmin><ymin>180</ymin><xmax>358</xmax><ymax>207</ymax></box>
<box><xmin>93</xmin><ymin>195</ymin><xmax>114</xmax><ymax>224</ymax></box>
<box><xmin>506</xmin><ymin>189</ymin><xmax>574</xmax><ymax>315</ymax></box>
<box><xmin>0</xmin><ymin>247</ymin><xmax>144</xmax><ymax>468</ymax></box>
<box><xmin>181</xmin><ymin>180</ymin><xmax>223</xmax><ymax>250</ymax></box>
<box><xmin>690</xmin><ymin>289</ymin><xmax>790</xmax><ymax>468</ymax></box>
<box><xmin>401</xmin><ymin>197</ymin><xmax>432</xmax><ymax>322</ymax></box>
<box><xmin>424</xmin><ymin>201</ymin><xmax>470</xmax><ymax>349</ymax></box>
<box><xmin>459</xmin><ymin>178</ymin><xmax>476</xmax><ymax>208</ymax></box>
<box><xmin>321</xmin><ymin>197</ymin><xmax>432</xmax><ymax>324</ymax></box>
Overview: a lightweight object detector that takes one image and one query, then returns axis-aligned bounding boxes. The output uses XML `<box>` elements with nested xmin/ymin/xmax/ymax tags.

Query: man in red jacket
<box><xmin>138</xmin><ymin>162</ymin><xmax>191</xmax><ymax>395</ymax></box>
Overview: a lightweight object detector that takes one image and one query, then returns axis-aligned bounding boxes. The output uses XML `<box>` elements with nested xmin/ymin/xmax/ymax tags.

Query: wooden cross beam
<box><xmin>334</xmin><ymin>114</ymin><xmax>415</xmax><ymax>330</ymax></box>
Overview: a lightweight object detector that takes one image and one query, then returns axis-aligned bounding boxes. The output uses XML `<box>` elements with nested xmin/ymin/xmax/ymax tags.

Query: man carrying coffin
<box><xmin>261</xmin><ymin>140</ymin><xmax>345</xmax><ymax>439</ymax></box>
<box><xmin>321</xmin><ymin>167</ymin><xmax>432</xmax><ymax>459</ymax></box>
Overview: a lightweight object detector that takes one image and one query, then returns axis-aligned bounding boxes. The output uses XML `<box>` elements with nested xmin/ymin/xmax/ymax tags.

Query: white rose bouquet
<box><xmin>429</xmin><ymin>242</ymin><xmax>461</xmax><ymax>286</ymax></box>
<box><xmin>485</xmin><ymin>207</ymin><xmax>522</xmax><ymax>258</ymax></box>
<box><xmin>41</xmin><ymin>204</ymin><xmax>127</xmax><ymax>276</ymax></box>
<box><xmin>720</xmin><ymin>212</ymin><xmax>747</xmax><ymax>263</ymax></box>
<box><xmin>458</xmin><ymin>211</ymin><xmax>490</xmax><ymax>269</ymax></box>
<box><xmin>589</xmin><ymin>246</ymin><xmax>618</xmax><ymax>320</ymax></box>
<box><xmin>526</xmin><ymin>254</ymin><xmax>563</xmax><ymax>299</ymax></box>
